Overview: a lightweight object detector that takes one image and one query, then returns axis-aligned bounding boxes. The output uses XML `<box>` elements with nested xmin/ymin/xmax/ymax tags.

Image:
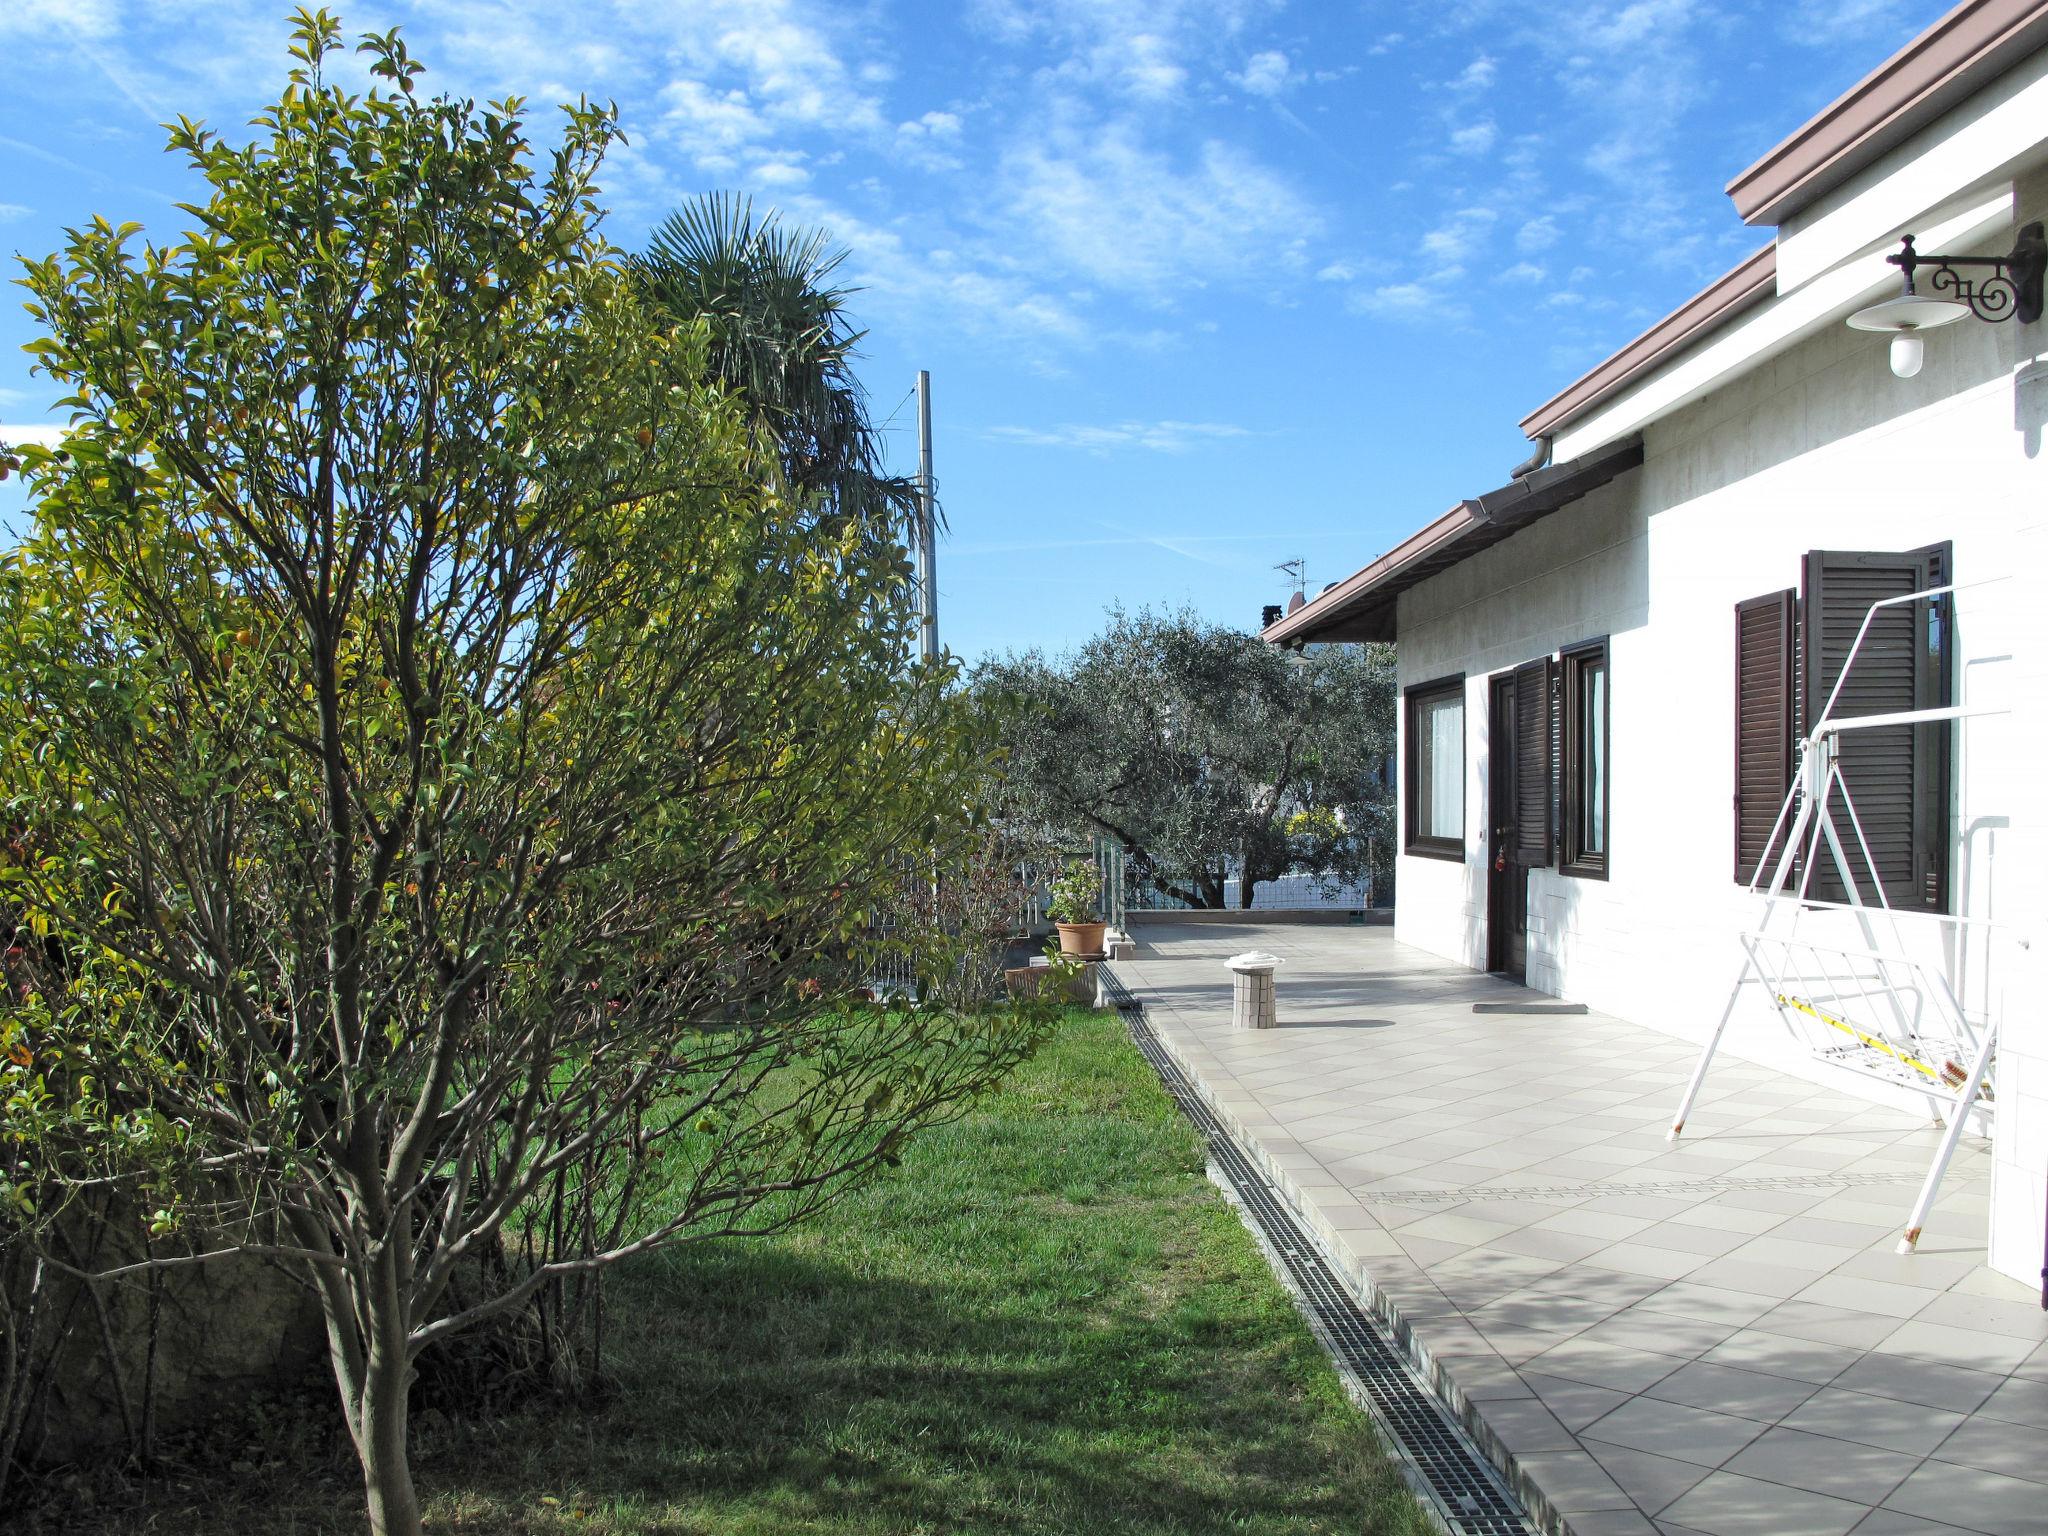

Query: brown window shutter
<box><xmin>1512</xmin><ymin>657</ymin><xmax>1553</xmax><ymax>867</ymax></box>
<box><xmin>1734</xmin><ymin>590</ymin><xmax>1795</xmax><ymax>885</ymax></box>
<box><xmin>1801</xmin><ymin>545</ymin><xmax>1951</xmax><ymax>909</ymax></box>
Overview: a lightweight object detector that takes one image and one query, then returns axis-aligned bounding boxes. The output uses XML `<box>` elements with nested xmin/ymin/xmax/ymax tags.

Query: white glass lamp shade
<box><xmin>1889</xmin><ymin>332</ymin><xmax>1924</xmax><ymax>377</ymax></box>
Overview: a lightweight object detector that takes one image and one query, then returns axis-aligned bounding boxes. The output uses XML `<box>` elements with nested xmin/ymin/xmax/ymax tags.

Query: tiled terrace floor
<box><xmin>1115</xmin><ymin>922</ymin><xmax>2047</xmax><ymax>1536</ymax></box>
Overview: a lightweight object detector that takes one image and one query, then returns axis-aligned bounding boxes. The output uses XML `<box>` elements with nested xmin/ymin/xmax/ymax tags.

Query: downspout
<box><xmin>1509</xmin><ymin>433</ymin><xmax>1552</xmax><ymax>480</ymax></box>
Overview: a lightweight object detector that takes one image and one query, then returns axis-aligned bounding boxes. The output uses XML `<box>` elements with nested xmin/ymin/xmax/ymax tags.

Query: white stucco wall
<box><xmin>1391</xmin><ymin>203</ymin><xmax>2048</xmax><ymax>1284</ymax></box>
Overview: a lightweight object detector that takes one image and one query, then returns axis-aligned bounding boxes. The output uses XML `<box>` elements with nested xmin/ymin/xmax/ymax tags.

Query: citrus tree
<box><xmin>0</xmin><ymin>14</ymin><xmax>1042</xmax><ymax>1533</ymax></box>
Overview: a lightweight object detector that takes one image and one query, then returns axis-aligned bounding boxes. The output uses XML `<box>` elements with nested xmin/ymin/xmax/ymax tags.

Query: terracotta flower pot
<box><xmin>1056</xmin><ymin>921</ymin><xmax>1108</xmax><ymax>959</ymax></box>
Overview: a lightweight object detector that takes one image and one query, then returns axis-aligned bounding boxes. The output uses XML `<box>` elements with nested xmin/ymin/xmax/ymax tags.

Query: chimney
<box><xmin>1261</xmin><ymin>603</ymin><xmax>1283</xmax><ymax>629</ymax></box>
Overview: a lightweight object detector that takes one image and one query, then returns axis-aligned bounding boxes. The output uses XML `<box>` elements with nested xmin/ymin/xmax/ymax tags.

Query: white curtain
<box><xmin>1427</xmin><ymin>695</ymin><xmax>1463</xmax><ymax>839</ymax></box>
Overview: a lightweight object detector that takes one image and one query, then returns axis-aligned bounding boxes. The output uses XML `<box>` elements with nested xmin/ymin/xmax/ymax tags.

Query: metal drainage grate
<box><xmin>1102</xmin><ymin>969</ymin><xmax>1533</xmax><ymax>1536</ymax></box>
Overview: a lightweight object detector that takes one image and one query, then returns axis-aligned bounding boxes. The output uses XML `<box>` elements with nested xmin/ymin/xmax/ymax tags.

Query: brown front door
<box><xmin>1488</xmin><ymin>673</ymin><xmax>1527</xmax><ymax>979</ymax></box>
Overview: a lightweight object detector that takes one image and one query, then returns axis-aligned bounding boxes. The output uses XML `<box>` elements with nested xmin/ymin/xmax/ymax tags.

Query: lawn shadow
<box><xmin>406</xmin><ymin>1226</ymin><xmax>1419</xmax><ymax>1535</ymax></box>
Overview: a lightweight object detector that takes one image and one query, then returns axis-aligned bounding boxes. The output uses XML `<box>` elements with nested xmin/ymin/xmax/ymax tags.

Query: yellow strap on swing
<box><xmin>1774</xmin><ymin>993</ymin><xmax>1941</xmax><ymax>1083</ymax></box>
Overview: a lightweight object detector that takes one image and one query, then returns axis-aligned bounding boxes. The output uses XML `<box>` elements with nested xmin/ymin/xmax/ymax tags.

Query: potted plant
<box><xmin>1046</xmin><ymin>857</ymin><xmax>1108</xmax><ymax>959</ymax></box>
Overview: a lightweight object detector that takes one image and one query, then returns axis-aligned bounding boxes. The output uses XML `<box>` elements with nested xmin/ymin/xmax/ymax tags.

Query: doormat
<box><xmin>1472</xmin><ymin>1001</ymin><xmax>1588</xmax><ymax>1015</ymax></box>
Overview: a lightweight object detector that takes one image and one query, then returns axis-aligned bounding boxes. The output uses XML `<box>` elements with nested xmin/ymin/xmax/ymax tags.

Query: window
<box><xmin>1404</xmin><ymin>676</ymin><xmax>1465</xmax><ymax>860</ymax></box>
<box><xmin>1731</xmin><ymin>546</ymin><xmax>1951</xmax><ymax>909</ymax></box>
<box><xmin>1560</xmin><ymin>639</ymin><xmax>1609</xmax><ymax>879</ymax></box>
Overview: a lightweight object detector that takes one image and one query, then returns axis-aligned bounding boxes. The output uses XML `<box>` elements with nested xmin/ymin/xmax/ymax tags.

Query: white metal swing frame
<box><xmin>1667</xmin><ymin>580</ymin><xmax>2007</xmax><ymax>1255</ymax></box>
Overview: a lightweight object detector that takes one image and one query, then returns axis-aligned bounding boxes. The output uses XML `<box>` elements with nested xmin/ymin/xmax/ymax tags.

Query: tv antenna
<box><xmin>1274</xmin><ymin>558</ymin><xmax>1306</xmax><ymax>600</ymax></box>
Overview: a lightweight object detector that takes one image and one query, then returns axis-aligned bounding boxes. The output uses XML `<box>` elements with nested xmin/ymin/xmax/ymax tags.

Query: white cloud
<box><xmin>0</xmin><ymin>424</ymin><xmax>68</xmax><ymax>446</ymax></box>
<box><xmin>971</xmin><ymin>0</ymin><xmax>1278</xmax><ymax>102</ymax></box>
<box><xmin>659</xmin><ymin>78</ymin><xmax>772</xmax><ymax>170</ymax></box>
<box><xmin>0</xmin><ymin>202</ymin><xmax>31</xmax><ymax>221</ymax></box>
<box><xmin>776</xmin><ymin>195</ymin><xmax>1093</xmax><ymax>352</ymax></box>
<box><xmin>1782</xmin><ymin>0</ymin><xmax>1922</xmax><ymax>37</ymax></box>
<box><xmin>984</xmin><ymin>420</ymin><xmax>1252</xmax><ymax>453</ymax></box>
<box><xmin>1420</xmin><ymin>207</ymin><xmax>1496</xmax><ymax>270</ymax></box>
<box><xmin>1447</xmin><ymin>119</ymin><xmax>1497</xmax><ymax>156</ymax></box>
<box><xmin>1451</xmin><ymin>56</ymin><xmax>1497</xmax><ymax>92</ymax></box>
<box><xmin>894</xmin><ymin>109</ymin><xmax>965</xmax><ymax>170</ymax></box>
<box><xmin>1001</xmin><ymin>126</ymin><xmax>1318</xmax><ymax>295</ymax></box>
<box><xmin>1348</xmin><ymin>282</ymin><xmax>1453</xmax><ymax>322</ymax></box>
<box><xmin>1316</xmin><ymin>261</ymin><xmax>1355</xmax><ymax>282</ymax></box>
<box><xmin>1499</xmin><ymin>261</ymin><xmax>1547</xmax><ymax>283</ymax></box>
<box><xmin>643</xmin><ymin>1</ymin><xmax>888</xmax><ymax>175</ymax></box>
<box><xmin>1119</xmin><ymin>34</ymin><xmax>1188</xmax><ymax>99</ymax></box>
<box><xmin>750</xmin><ymin>157</ymin><xmax>811</xmax><ymax>188</ymax></box>
<box><xmin>1516</xmin><ymin>215</ymin><xmax>1561</xmax><ymax>252</ymax></box>
<box><xmin>1235</xmin><ymin>49</ymin><xmax>1291</xmax><ymax>97</ymax></box>
<box><xmin>0</xmin><ymin>0</ymin><xmax>118</xmax><ymax>41</ymax></box>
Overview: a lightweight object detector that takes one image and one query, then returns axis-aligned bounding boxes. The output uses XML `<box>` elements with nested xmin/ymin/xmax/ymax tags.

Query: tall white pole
<box><xmin>915</xmin><ymin>369</ymin><xmax>937</xmax><ymax>661</ymax></box>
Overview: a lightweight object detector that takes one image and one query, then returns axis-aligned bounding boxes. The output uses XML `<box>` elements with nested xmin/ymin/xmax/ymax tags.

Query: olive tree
<box><xmin>980</xmin><ymin>607</ymin><xmax>1395</xmax><ymax>908</ymax></box>
<box><xmin>0</xmin><ymin>15</ymin><xmax>1041</xmax><ymax>1533</ymax></box>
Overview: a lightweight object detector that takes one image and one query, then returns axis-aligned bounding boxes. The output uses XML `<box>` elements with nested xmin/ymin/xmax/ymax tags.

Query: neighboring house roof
<box><xmin>1262</xmin><ymin>437</ymin><xmax>1644</xmax><ymax>647</ymax></box>
<box><xmin>1726</xmin><ymin>0</ymin><xmax>2048</xmax><ymax>228</ymax></box>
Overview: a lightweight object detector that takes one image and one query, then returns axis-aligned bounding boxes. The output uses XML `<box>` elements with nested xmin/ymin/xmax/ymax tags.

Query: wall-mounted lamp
<box><xmin>1847</xmin><ymin>223</ymin><xmax>2045</xmax><ymax>377</ymax></box>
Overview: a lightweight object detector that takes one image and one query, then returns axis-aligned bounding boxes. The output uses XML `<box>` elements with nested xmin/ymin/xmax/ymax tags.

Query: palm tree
<box><xmin>635</xmin><ymin>193</ymin><xmax>924</xmax><ymax>550</ymax></box>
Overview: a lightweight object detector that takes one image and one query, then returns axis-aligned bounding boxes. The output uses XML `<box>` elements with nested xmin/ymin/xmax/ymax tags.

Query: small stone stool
<box><xmin>1226</xmin><ymin>950</ymin><xmax>1283</xmax><ymax>1029</ymax></box>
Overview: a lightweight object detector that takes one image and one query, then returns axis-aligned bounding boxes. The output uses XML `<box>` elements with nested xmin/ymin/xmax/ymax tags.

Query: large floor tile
<box><xmin>1581</xmin><ymin>1395</ymin><xmax>1769</xmax><ymax>1468</ymax></box>
<box><xmin>1779</xmin><ymin>1386</ymin><xmax>1968</xmax><ymax>1455</ymax></box>
<box><xmin>1927</xmin><ymin>1416</ymin><xmax>2048</xmax><ymax>1485</ymax></box>
<box><xmin>1644</xmin><ymin>1359</ymin><xmax>1824</xmax><ymax>1421</ymax></box>
<box><xmin>1720</xmin><ymin>1427</ymin><xmax>1914</xmax><ymax>1503</ymax></box>
<box><xmin>1973</xmin><ymin>1375</ymin><xmax>2048</xmax><ymax>1430</ymax></box>
<box><xmin>1584</xmin><ymin>1439</ymin><xmax>1714</xmax><ymax>1516</ymax></box>
<box><xmin>1882</xmin><ymin>1461</ymin><xmax>2047</xmax><ymax>1536</ymax></box>
<box><xmin>1658</xmin><ymin>1471</ymin><xmax>1870</xmax><ymax>1536</ymax></box>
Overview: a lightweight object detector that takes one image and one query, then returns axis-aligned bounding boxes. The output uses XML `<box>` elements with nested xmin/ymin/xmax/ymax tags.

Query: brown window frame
<box><xmin>1403</xmin><ymin>674</ymin><xmax>1466</xmax><ymax>862</ymax></box>
<box><xmin>1559</xmin><ymin>637</ymin><xmax>1610</xmax><ymax>880</ymax></box>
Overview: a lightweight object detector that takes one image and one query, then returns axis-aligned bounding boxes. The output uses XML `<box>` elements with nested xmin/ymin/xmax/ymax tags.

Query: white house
<box><xmin>1267</xmin><ymin>0</ymin><xmax>2048</xmax><ymax>1291</ymax></box>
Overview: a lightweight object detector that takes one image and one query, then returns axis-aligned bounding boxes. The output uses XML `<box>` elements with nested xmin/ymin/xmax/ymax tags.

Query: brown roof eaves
<box><xmin>1262</xmin><ymin>438</ymin><xmax>1646</xmax><ymax>648</ymax></box>
<box><xmin>1726</xmin><ymin>0</ymin><xmax>2048</xmax><ymax>228</ymax></box>
<box><xmin>1516</xmin><ymin>245</ymin><xmax>1777</xmax><ymax>442</ymax></box>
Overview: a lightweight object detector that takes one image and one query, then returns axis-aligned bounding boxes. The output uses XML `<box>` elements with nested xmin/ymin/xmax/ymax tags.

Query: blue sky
<box><xmin>0</xmin><ymin>0</ymin><xmax>1953</xmax><ymax>661</ymax></box>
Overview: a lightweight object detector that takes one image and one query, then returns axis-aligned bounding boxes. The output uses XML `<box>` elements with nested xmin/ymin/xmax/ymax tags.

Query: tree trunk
<box><xmin>358</xmin><ymin>1317</ymin><xmax>420</xmax><ymax>1536</ymax></box>
<box><xmin>321</xmin><ymin>1238</ymin><xmax>423</xmax><ymax>1536</ymax></box>
<box><xmin>1238</xmin><ymin>875</ymin><xmax>1257</xmax><ymax>910</ymax></box>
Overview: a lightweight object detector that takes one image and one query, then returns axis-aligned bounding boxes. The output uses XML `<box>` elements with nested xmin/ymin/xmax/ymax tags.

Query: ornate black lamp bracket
<box><xmin>1890</xmin><ymin>222</ymin><xmax>2047</xmax><ymax>324</ymax></box>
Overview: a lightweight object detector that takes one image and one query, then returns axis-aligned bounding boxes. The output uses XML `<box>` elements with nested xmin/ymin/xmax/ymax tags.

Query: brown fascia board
<box><xmin>1261</xmin><ymin>505</ymin><xmax>1474</xmax><ymax>648</ymax></box>
<box><xmin>1263</xmin><ymin>438</ymin><xmax>1645</xmax><ymax>649</ymax></box>
<box><xmin>1726</xmin><ymin>0</ymin><xmax>2048</xmax><ymax>228</ymax></box>
<box><xmin>1516</xmin><ymin>244</ymin><xmax>1777</xmax><ymax>441</ymax></box>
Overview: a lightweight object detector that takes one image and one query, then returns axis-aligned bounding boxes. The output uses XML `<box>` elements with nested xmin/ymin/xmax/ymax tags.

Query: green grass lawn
<box><xmin>41</xmin><ymin>1009</ymin><xmax>1432</xmax><ymax>1535</ymax></box>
